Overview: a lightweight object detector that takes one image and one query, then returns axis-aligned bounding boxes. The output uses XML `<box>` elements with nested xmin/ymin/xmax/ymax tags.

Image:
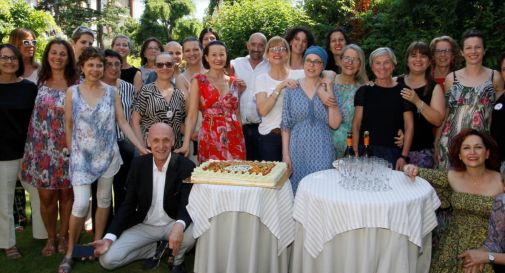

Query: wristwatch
<box><xmin>489</xmin><ymin>252</ymin><xmax>496</xmax><ymax>264</ymax></box>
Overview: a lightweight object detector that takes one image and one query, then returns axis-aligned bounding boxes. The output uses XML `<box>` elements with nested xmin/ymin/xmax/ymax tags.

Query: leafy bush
<box><xmin>208</xmin><ymin>0</ymin><xmax>314</xmax><ymax>58</ymax></box>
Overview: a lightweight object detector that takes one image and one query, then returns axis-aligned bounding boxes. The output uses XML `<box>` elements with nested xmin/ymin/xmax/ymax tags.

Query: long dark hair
<box><xmin>325</xmin><ymin>28</ymin><xmax>350</xmax><ymax>73</ymax></box>
<box><xmin>37</xmin><ymin>39</ymin><xmax>77</xmax><ymax>88</ymax></box>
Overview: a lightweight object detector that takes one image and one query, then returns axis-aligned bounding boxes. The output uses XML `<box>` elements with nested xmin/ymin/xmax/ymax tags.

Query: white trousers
<box><xmin>21</xmin><ymin>181</ymin><xmax>47</xmax><ymax>239</ymax></box>
<box><xmin>100</xmin><ymin>222</ymin><xmax>195</xmax><ymax>270</ymax></box>
<box><xmin>0</xmin><ymin>160</ymin><xmax>20</xmax><ymax>248</ymax></box>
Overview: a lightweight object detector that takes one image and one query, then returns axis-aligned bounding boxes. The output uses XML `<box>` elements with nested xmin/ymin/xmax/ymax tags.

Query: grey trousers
<box><xmin>99</xmin><ymin>222</ymin><xmax>195</xmax><ymax>270</ymax></box>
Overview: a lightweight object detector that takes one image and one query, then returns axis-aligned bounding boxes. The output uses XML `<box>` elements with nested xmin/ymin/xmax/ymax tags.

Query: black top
<box><xmin>491</xmin><ymin>94</ymin><xmax>505</xmax><ymax>161</ymax></box>
<box><xmin>0</xmin><ymin>79</ymin><xmax>37</xmax><ymax>160</ymax></box>
<box><xmin>397</xmin><ymin>76</ymin><xmax>437</xmax><ymax>151</ymax></box>
<box><xmin>120</xmin><ymin>66</ymin><xmax>140</xmax><ymax>85</ymax></box>
<box><xmin>354</xmin><ymin>83</ymin><xmax>415</xmax><ymax>147</ymax></box>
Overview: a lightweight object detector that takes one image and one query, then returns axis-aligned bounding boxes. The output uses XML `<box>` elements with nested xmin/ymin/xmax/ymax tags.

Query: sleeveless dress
<box><xmin>70</xmin><ymin>85</ymin><xmax>121</xmax><ymax>185</ymax></box>
<box><xmin>438</xmin><ymin>72</ymin><xmax>495</xmax><ymax>169</ymax></box>
<box><xmin>196</xmin><ymin>74</ymin><xmax>245</xmax><ymax>162</ymax></box>
<box><xmin>281</xmin><ymin>85</ymin><xmax>336</xmax><ymax>193</ymax></box>
<box><xmin>332</xmin><ymin>83</ymin><xmax>359</xmax><ymax>158</ymax></box>
<box><xmin>21</xmin><ymin>85</ymin><xmax>71</xmax><ymax>189</ymax></box>
<box><xmin>419</xmin><ymin>169</ymin><xmax>494</xmax><ymax>273</ymax></box>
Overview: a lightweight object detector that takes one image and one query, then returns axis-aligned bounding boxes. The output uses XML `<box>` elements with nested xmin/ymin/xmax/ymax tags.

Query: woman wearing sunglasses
<box><xmin>8</xmin><ymin>27</ymin><xmax>47</xmax><ymax>243</ymax></box>
<box><xmin>8</xmin><ymin>28</ymin><xmax>39</xmax><ymax>83</ymax></box>
<box><xmin>132</xmin><ymin>53</ymin><xmax>186</xmax><ymax>150</ymax></box>
<box><xmin>0</xmin><ymin>44</ymin><xmax>38</xmax><ymax>259</ymax></box>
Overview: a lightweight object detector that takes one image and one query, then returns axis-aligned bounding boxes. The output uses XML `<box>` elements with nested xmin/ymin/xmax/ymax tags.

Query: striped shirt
<box><xmin>116</xmin><ymin>80</ymin><xmax>136</xmax><ymax>141</ymax></box>
<box><xmin>133</xmin><ymin>83</ymin><xmax>186</xmax><ymax>149</ymax></box>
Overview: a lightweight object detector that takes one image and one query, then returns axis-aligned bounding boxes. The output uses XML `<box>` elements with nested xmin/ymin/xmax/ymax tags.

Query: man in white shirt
<box><xmin>231</xmin><ymin>32</ymin><xmax>270</xmax><ymax>160</ymax></box>
<box><xmin>92</xmin><ymin>123</ymin><xmax>195</xmax><ymax>273</ymax></box>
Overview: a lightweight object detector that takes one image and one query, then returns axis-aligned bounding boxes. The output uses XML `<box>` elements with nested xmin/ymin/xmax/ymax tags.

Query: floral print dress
<box><xmin>419</xmin><ymin>169</ymin><xmax>494</xmax><ymax>273</ymax></box>
<box><xmin>196</xmin><ymin>74</ymin><xmax>245</xmax><ymax>162</ymax></box>
<box><xmin>21</xmin><ymin>85</ymin><xmax>71</xmax><ymax>189</ymax></box>
<box><xmin>438</xmin><ymin>72</ymin><xmax>495</xmax><ymax>169</ymax></box>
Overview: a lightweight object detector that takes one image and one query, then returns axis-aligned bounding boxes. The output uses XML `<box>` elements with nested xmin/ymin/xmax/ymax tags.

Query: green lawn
<box><xmin>1</xmin><ymin>202</ymin><xmax>194</xmax><ymax>273</ymax></box>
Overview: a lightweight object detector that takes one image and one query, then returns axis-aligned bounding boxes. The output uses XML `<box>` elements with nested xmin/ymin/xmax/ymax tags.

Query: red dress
<box><xmin>196</xmin><ymin>74</ymin><xmax>246</xmax><ymax>162</ymax></box>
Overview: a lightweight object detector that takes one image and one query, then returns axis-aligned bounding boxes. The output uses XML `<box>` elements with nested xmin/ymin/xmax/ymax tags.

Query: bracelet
<box><xmin>273</xmin><ymin>90</ymin><xmax>280</xmax><ymax>98</ymax></box>
<box><xmin>417</xmin><ymin>101</ymin><xmax>425</xmax><ymax>114</ymax></box>
<box><xmin>399</xmin><ymin>155</ymin><xmax>410</xmax><ymax>163</ymax></box>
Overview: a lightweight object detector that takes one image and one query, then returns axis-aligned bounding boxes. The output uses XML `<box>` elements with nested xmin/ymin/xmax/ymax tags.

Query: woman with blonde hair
<box><xmin>255</xmin><ymin>36</ymin><xmax>302</xmax><ymax>161</ymax></box>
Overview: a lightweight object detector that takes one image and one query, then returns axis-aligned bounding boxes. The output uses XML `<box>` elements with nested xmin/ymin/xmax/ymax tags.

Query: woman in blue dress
<box><xmin>281</xmin><ymin>46</ymin><xmax>342</xmax><ymax>193</ymax></box>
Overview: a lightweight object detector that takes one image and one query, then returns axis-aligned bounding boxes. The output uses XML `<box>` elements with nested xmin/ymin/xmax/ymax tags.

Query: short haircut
<box><xmin>249</xmin><ymin>32</ymin><xmax>267</xmax><ymax>45</ymax></box>
<box><xmin>202</xmin><ymin>40</ymin><xmax>229</xmax><ymax>70</ymax></box>
<box><xmin>461</xmin><ymin>29</ymin><xmax>486</xmax><ymax>49</ymax></box>
<box><xmin>448</xmin><ymin>129</ymin><xmax>500</xmax><ymax>172</ymax></box>
<box><xmin>77</xmin><ymin>47</ymin><xmax>105</xmax><ymax>68</ymax></box>
<box><xmin>369</xmin><ymin>47</ymin><xmax>397</xmax><ymax>67</ymax></box>
<box><xmin>140</xmin><ymin>37</ymin><xmax>164</xmax><ymax>66</ymax></box>
<box><xmin>104</xmin><ymin>49</ymin><xmax>123</xmax><ymax>64</ymax></box>
<box><xmin>0</xmin><ymin>44</ymin><xmax>24</xmax><ymax>77</ymax></box>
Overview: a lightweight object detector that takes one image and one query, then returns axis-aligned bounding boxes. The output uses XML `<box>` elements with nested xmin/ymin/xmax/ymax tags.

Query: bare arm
<box><xmin>175</xmin><ymin>78</ymin><xmax>199</xmax><ymax>156</ymax></box>
<box><xmin>351</xmin><ymin>106</ymin><xmax>363</xmax><ymax>155</ymax></box>
<box><xmin>493</xmin><ymin>69</ymin><xmax>504</xmax><ymax>97</ymax></box>
<box><xmin>133</xmin><ymin>71</ymin><xmax>143</xmax><ymax>94</ymax></box>
<box><xmin>131</xmin><ymin>111</ymin><xmax>145</xmax><ymax>147</ymax></box>
<box><xmin>401</xmin><ymin>84</ymin><xmax>446</xmax><ymax>126</ymax></box>
<box><xmin>64</xmin><ymin>88</ymin><xmax>73</xmax><ymax>151</ymax></box>
<box><xmin>281</xmin><ymin>129</ymin><xmax>292</xmax><ymax>172</ymax></box>
<box><xmin>396</xmin><ymin>111</ymin><xmax>414</xmax><ymax>170</ymax></box>
<box><xmin>175</xmin><ymin>73</ymin><xmax>190</xmax><ymax>101</ymax></box>
<box><xmin>114</xmin><ymin>90</ymin><xmax>149</xmax><ymax>154</ymax></box>
<box><xmin>256</xmin><ymin>79</ymin><xmax>296</xmax><ymax>117</ymax></box>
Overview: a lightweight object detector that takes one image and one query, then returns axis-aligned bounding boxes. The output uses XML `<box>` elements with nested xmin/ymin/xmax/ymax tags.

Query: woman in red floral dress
<box><xmin>177</xmin><ymin>40</ymin><xmax>246</xmax><ymax>162</ymax></box>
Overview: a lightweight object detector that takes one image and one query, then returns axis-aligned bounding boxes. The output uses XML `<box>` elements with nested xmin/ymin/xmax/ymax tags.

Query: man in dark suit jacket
<box><xmin>92</xmin><ymin>123</ymin><xmax>195</xmax><ymax>273</ymax></box>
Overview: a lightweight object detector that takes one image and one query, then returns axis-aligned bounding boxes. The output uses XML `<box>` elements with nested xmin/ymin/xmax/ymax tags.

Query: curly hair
<box><xmin>448</xmin><ymin>129</ymin><xmax>500</xmax><ymax>172</ymax></box>
<box><xmin>37</xmin><ymin>39</ymin><xmax>77</xmax><ymax>88</ymax></box>
<box><xmin>77</xmin><ymin>47</ymin><xmax>105</xmax><ymax>73</ymax></box>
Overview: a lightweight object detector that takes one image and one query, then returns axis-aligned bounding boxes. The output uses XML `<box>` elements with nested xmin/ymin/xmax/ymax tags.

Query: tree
<box><xmin>37</xmin><ymin>0</ymin><xmax>97</xmax><ymax>38</ymax></box>
<box><xmin>207</xmin><ymin>0</ymin><xmax>314</xmax><ymax>58</ymax></box>
<box><xmin>136</xmin><ymin>0</ymin><xmax>194</xmax><ymax>45</ymax></box>
<box><xmin>172</xmin><ymin>18</ymin><xmax>203</xmax><ymax>42</ymax></box>
<box><xmin>0</xmin><ymin>0</ymin><xmax>59</xmax><ymax>49</ymax></box>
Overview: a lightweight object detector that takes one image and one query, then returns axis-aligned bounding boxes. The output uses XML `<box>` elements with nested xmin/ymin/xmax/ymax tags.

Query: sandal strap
<box><xmin>58</xmin><ymin>257</ymin><xmax>74</xmax><ymax>273</ymax></box>
<box><xmin>5</xmin><ymin>246</ymin><xmax>22</xmax><ymax>259</ymax></box>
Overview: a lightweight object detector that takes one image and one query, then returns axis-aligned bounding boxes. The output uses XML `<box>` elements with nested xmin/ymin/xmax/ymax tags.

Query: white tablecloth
<box><xmin>293</xmin><ymin>169</ymin><xmax>441</xmax><ymax>258</ymax></box>
<box><xmin>187</xmin><ymin>182</ymin><xmax>294</xmax><ymax>273</ymax></box>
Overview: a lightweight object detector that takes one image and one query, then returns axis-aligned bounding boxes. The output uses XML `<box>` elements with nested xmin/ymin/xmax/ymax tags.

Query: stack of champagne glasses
<box><xmin>334</xmin><ymin>131</ymin><xmax>393</xmax><ymax>192</ymax></box>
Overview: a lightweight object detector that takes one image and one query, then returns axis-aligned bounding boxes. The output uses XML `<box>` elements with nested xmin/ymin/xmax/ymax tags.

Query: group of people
<box><xmin>1</xmin><ymin>24</ymin><xmax>505</xmax><ymax>273</ymax></box>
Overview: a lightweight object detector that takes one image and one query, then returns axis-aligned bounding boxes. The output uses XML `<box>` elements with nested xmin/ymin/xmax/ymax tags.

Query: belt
<box><xmin>243</xmin><ymin>123</ymin><xmax>260</xmax><ymax>127</ymax></box>
<box><xmin>270</xmin><ymin>128</ymin><xmax>281</xmax><ymax>135</ymax></box>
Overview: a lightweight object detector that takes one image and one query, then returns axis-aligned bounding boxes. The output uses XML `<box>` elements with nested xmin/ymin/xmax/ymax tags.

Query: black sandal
<box><xmin>58</xmin><ymin>256</ymin><xmax>74</xmax><ymax>273</ymax></box>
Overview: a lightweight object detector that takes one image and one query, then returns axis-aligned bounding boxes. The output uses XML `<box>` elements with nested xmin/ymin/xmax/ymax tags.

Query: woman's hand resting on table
<box><xmin>403</xmin><ymin>164</ymin><xmax>419</xmax><ymax>181</ymax></box>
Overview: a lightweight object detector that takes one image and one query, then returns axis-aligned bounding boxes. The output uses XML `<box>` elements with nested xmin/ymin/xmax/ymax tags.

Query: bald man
<box><xmin>92</xmin><ymin>123</ymin><xmax>195</xmax><ymax>273</ymax></box>
<box><xmin>231</xmin><ymin>32</ymin><xmax>270</xmax><ymax>160</ymax></box>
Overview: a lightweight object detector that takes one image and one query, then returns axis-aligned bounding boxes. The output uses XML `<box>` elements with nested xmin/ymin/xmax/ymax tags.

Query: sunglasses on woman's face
<box><xmin>22</xmin><ymin>40</ymin><xmax>37</xmax><ymax>47</ymax></box>
<box><xmin>156</xmin><ymin>62</ymin><xmax>174</xmax><ymax>69</ymax></box>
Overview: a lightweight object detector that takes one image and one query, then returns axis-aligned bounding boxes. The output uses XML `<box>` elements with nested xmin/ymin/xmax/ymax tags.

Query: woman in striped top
<box><xmin>132</xmin><ymin>52</ymin><xmax>186</xmax><ymax>149</ymax></box>
<box><xmin>101</xmin><ymin>49</ymin><xmax>136</xmax><ymax>214</ymax></box>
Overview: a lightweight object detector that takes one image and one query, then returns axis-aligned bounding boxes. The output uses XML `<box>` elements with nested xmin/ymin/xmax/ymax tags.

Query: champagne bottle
<box><xmin>363</xmin><ymin>131</ymin><xmax>372</xmax><ymax>158</ymax></box>
<box><xmin>343</xmin><ymin>131</ymin><xmax>355</xmax><ymax>158</ymax></box>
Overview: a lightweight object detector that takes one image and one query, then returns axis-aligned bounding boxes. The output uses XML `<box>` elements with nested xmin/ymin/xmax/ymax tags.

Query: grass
<box><xmin>1</xmin><ymin>198</ymin><xmax>194</xmax><ymax>273</ymax></box>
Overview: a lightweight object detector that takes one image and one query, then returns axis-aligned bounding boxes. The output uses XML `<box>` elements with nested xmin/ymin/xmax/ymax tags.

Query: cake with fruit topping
<box><xmin>190</xmin><ymin>160</ymin><xmax>288</xmax><ymax>188</ymax></box>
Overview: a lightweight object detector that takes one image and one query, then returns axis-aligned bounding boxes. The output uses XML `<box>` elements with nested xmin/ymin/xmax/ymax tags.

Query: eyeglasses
<box><xmin>0</xmin><ymin>55</ymin><xmax>18</xmax><ymax>63</ymax></box>
<box><xmin>305</xmin><ymin>59</ymin><xmax>323</xmax><ymax>66</ymax></box>
<box><xmin>22</xmin><ymin>40</ymin><xmax>37</xmax><ymax>47</ymax></box>
<box><xmin>106</xmin><ymin>62</ymin><xmax>121</xmax><ymax>68</ymax></box>
<box><xmin>342</xmin><ymin>55</ymin><xmax>359</xmax><ymax>64</ymax></box>
<box><xmin>269</xmin><ymin>47</ymin><xmax>287</xmax><ymax>54</ymax></box>
<box><xmin>434</xmin><ymin>48</ymin><xmax>452</xmax><ymax>55</ymax></box>
<box><xmin>156</xmin><ymin>62</ymin><xmax>174</xmax><ymax>69</ymax></box>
